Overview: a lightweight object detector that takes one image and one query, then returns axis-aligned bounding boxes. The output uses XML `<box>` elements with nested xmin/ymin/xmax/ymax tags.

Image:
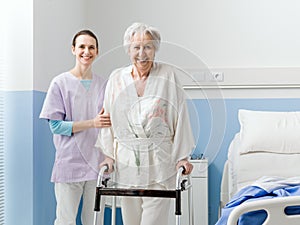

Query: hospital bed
<box><xmin>217</xmin><ymin>109</ymin><xmax>300</xmax><ymax>225</ymax></box>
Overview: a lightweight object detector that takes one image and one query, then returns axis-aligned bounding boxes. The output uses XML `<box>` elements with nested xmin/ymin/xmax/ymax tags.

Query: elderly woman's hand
<box><xmin>176</xmin><ymin>159</ymin><xmax>193</xmax><ymax>175</ymax></box>
<box><xmin>99</xmin><ymin>157</ymin><xmax>115</xmax><ymax>174</ymax></box>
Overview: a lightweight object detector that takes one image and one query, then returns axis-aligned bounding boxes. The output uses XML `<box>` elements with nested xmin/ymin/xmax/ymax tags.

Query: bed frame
<box><xmin>227</xmin><ymin>195</ymin><xmax>300</xmax><ymax>225</ymax></box>
<box><xmin>220</xmin><ymin>158</ymin><xmax>300</xmax><ymax>225</ymax></box>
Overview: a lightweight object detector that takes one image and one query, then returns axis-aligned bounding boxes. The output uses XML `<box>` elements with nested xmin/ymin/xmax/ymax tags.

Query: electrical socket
<box><xmin>209</xmin><ymin>72</ymin><xmax>224</xmax><ymax>82</ymax></box>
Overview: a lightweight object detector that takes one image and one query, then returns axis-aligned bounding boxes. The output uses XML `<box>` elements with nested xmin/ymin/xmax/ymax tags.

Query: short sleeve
<box><xmin>39</xmin><ymin>80</ymin><xmax>66</xmax><ymax>121</ymax></box>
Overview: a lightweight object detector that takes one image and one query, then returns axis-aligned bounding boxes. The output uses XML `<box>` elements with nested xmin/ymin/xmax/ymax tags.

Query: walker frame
<box><xmin>93</xmin><ymin>165</ymin><xmax>190</xmax><ymax>225</ymax></box>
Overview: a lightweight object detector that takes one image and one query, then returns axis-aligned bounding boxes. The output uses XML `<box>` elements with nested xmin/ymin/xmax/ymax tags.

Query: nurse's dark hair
<box><xmin>72</xmin><ymin>29</ymin><xmax>99</xmax><ymax>49</ymax></box>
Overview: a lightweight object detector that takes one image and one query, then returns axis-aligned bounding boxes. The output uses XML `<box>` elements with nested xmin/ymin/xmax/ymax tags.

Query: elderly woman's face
<box><xmin>129</xmin><ymin>32</ymin><xmax>156</xmax><ymax>73</ymax></box>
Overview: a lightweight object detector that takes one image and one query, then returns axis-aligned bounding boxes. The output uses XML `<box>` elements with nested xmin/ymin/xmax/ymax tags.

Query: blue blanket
<box><xmin>216</xmin><ymin>185</ymin><xmax>300</xmax><ymax>225</ymax></box>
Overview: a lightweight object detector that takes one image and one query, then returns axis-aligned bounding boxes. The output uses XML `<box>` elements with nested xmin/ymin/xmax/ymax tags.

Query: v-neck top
<box><xmin>40</xmin><ymin>72</ymin><xmax>107</xmax><ymax>182</ymax></box>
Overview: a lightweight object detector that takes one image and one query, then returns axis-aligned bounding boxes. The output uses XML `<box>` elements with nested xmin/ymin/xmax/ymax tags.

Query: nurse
<box><xmin>96</xmin><ymin>22</ymin><xmax>195</xmax><ymax>225</ymax></box>
<box><xmin>40</xmin><ymin>30</ymin><xmax>111</xmax><ymax>225</ymax></box>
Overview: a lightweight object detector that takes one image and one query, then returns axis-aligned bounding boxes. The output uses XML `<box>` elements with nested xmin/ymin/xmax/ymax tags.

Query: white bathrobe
<box><xmin>96</xmin><ymin>62</ymin><xmax>195</xmax><ymax>189</ymax></box>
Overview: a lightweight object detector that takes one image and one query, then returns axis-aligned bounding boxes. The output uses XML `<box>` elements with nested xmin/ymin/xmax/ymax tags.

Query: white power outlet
<box><xmin>209</xmin><ymin>72</ymin><xmax>224</xmax><ymax>82</ymax></box>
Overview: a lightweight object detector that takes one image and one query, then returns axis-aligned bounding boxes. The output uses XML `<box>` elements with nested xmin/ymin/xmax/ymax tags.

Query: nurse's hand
<box><xmin>94</xmin><ymin>108</ymin><xmax>111</xmax><ymax>128</ymax></box>
<box><xmin>99</xmin><ymin>157</ymin><xmax>115</xmax><ymax>174</ymax></box>
<box><xmin>176</xmin><ymin>159</ymin><xmax>193</xmax><ymax>175</ymax></box>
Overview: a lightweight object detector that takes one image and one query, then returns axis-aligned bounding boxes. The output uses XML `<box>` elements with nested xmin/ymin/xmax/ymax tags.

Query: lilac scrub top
<box><xmin>40</xmin><ymin>72</ymin><xmax>106</xmax><ymax>183</ymax></box>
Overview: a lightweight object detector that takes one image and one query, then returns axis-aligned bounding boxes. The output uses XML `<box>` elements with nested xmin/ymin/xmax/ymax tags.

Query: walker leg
<box><xmin>93</xmin><ymin>212</ymin><xmax>99</xmax><ymax>225</ymax></box>
<box><xmin>111</xmin><ymin>196</ymin><xmax>116</xmax><ymax>225</ymax></box>
<box><xmin>176</xmin><ymin>215</ymin><xmax>181</xmax><ymax>225</ymax></box>
<box><xmin>188</xmin><ymin>180</ymin><xmax>194</xmax><ymax>225</ymax></box>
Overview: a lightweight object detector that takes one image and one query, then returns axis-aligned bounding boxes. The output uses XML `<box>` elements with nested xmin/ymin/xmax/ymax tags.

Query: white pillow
<box><xmin>238</xmin><ymin>109</ymin><xmax>300</xmax><ymax>154</ymax></box>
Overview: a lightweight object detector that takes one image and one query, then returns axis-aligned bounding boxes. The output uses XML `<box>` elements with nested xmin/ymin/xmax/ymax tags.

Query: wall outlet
<box><xmin>209</xmin><ymin>72</ymin><xmax>224</xmax><ymax>82</ymax></box>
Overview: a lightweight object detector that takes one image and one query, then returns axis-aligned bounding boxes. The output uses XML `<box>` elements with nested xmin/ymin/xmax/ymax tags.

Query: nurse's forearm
<box><xmin>49</xmin><ymin>118</ymin><xmax>105</xmax><ymax>135</ymax></box>
<box><xmin>72</xmin><ymin>111</ymin><xmax>111</xmax><ymax>133</ymax></box>
<box><xmin>72</xmin><ymin>120</ymin><xmax>94</xmax><ymax>133</ymax></box>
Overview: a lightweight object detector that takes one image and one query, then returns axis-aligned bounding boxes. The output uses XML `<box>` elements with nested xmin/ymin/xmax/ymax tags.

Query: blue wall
<box><xmin>33</xmin><ymin>92</ymin><xmax>56</xmax><ymax>224</ymax></box>
<box><xmin>5</xmin><ymin>91</ymin><xmax>34</xmax><ymax>225</ymax></box>
<box><xmin>5</xmin><ymin>90</ymin><xmax>300</xmax><ymax>225</ymax></box>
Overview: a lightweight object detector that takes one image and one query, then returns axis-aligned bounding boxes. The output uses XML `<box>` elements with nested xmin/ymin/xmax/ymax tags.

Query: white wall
<box><xmin>34</xmin><ymin>0</ymin><xmax>88</xmax><ymax>92</ymax></box>
<box><xmin>32</xmin><ymin>0</ymin><xmax>300</xmax><ymax>92</ymax></box>
<box><xmin>87</xmin><ymin>0</ymin><xmax>300</xmax><ymax>68</ymax></box>
<box><xmin>84</xmin><ymin>0</ymin><xmax>300</xmax><ymax>98</ymax></box>
<box><xmin>2</xmin><ymin>0</ymin><xmax>33</xmax><ymax>91</ymax></box>
<box><xmin>2</xmin><ymin>0</ymin><xmax>90</xmax><ymax>92</ymax></box>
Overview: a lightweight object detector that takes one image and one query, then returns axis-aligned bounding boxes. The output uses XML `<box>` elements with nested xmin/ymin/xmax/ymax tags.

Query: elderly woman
<box><xmin>96</xmin><ymin>22</ymin><xmax>195</xmax><ymax>225</ymax></box>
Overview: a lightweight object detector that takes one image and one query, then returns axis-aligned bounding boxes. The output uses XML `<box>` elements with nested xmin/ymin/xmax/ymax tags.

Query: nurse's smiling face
<box><xmin>72</xmin><ymin>34</ymin><xmax>98</xmax><ymax>67</ymax></box>
<box><xmin>129</xmin><ymin>33</ymin><xmax>156</xmax><ymax>76</ymax></box>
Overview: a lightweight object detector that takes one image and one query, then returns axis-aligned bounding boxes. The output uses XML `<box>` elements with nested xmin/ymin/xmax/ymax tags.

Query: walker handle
<box><xmin>102</xmin><ymin>163</ymin><xmax>114</xmax><ymax>173</ymax></box>
<box><xmin>178</xmin><ymin>166</ymin><xmax>186</xmax><ymax>175</ymax></box>
<box><xmin>96</xmin><ymin>164</ymin><xmax>109</xmax><ymax>187</ymax></box>
<box><xmin>176</xmin><ymin>166</ymin><xmax>186</xmax><ymax>190</ymax></box>
<box><xmin>175</xmin><ymin>166</ymin><xmax>186</xmax><ymax>218</ymax></box>
<box><xmin>181</xmin><ymin>166</ymin><xmax>186</xmax><ymax>175</ymax></box>
<box><xmin>102</xmin><ymin>164</ymin><xmax>109</xmax><ymax>172</ymax></box>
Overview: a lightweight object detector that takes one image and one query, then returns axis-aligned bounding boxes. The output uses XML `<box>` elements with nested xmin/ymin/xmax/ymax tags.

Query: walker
<box><xmin>93</xmin><ymin>165</ymin><xmax>192</xmax><ymax>225</ymax></box>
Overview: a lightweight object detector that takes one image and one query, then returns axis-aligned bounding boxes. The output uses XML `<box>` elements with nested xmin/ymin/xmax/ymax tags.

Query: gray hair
<box><xmin>123</xmin><ymin>22</ymin><xmax>161</xmax><ymax>54</ymax></box>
